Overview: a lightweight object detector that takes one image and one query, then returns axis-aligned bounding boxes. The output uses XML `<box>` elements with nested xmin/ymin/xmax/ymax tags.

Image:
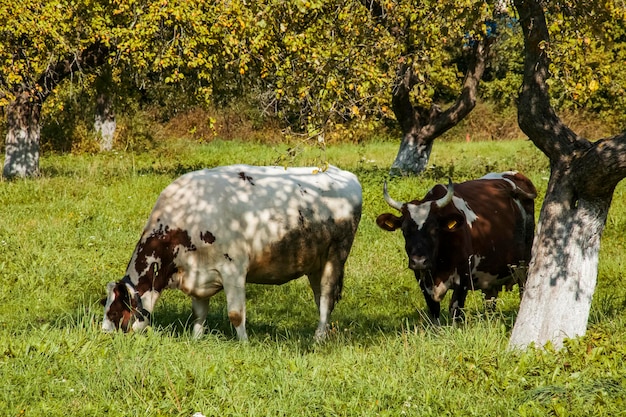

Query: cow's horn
<box><xmin>383</xmin><ymin>181</ymin><xmax>404</xmax><ymax>211</ymax></box>
<box><xmin>435</xmin><ymin>178</ymin><xmax>454</xmax><ymax>208</ymax></box>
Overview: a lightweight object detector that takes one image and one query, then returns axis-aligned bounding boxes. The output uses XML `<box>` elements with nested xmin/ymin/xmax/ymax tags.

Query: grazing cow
<box><xmin>102</xmin><ymin>164</ymin><xmax>362</xmax><ymax>341</ymax></box>
<box><xmin>376</xmin><ymin>171</ymin><xmax>536</xmax><ymax>323</ymax></box>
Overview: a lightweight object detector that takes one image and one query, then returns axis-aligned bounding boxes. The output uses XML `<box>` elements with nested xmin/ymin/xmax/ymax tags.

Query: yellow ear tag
<box><xmin>447</xmin><ymin>219</ymin><xmax>457</xmax><ymax>230</ymax></box>
<box><xmin>385</xmin><ymin>220</ymin><xmax>396</xmax><ymax>228</ymax></box>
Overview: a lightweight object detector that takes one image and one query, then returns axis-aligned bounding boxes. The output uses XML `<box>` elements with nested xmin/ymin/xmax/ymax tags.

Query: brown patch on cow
<box><xmin>132</xmin><ymin>225</ymin><xmax>196</xmax><ymax>294</ymax></box>
<box><xmin>200</xmin><ymin>231</ymin><xmax>216</xmax><ymax>244</ymax></box>
<box><xmin>106</xmin><ymin>283</ymin><xmax>133</xmax><ymax>331</ymax></box>
<box><xmin>224</xmin><ymin>253</ymin><xmax>233</xmax><ymax>261</ymax></box>
<box><xmin>238</xmin><ymin>172</ymin><xmax>255</xmax><ymax>185</ymax></box>
<box><xmin>228</xmin><ymin>311</ymin><xmax>243</xmax><ymax>328</ymax></box>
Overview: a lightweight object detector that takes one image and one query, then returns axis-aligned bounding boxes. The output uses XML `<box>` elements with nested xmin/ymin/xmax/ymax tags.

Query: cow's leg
<box><xmin>449</xmin><ymin>287</ymin><xmax>468</xmax><ymax>322</ymax></box>
<box><xmin>132</xmin><ymin>289</ymin><xmax>161</xmax><ymax>333</ymax></box>
<box><xmin>482</xmin><ymin>288</ymin><xmax>499</xmax><ymax>313</ymax></box>
<box><xmin>223</xmin><ymin>277</ymin><xmax>248</xmax><ymax>341</ymax></box>
<box><xmin>308</xmin><ymin>253</ymin><xmax>345</xmax><ymax>342</ymax></box>
<box><xmin>191</xmin><ymin>297</ymin><xmax>209</xmax><ymax>339</ymax></box>
<box><xmin>419</xmin><ymin>278</ymin><xmax>441</xmax><ymax>325</ymax></box>
<box><xmin>307</xmin><ymin>271</ymin><xmax>324</xmax><ymax>337</ymax></box>
<box><xmin>307</xmin><ymin>269</ymin><xmax>334</xmax><ymax>342</ymax></box>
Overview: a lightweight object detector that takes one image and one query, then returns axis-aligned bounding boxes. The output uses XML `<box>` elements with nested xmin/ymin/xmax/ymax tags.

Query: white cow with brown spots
<box><xmin>101</xmin><ymin>164</ymin><xmax>362</xmax><ymax>341</ymax></box>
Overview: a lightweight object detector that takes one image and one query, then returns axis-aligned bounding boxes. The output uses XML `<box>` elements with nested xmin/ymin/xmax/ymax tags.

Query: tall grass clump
<box><xmin>1</xmin><ymin>138</ymin><xmax>625</xmax><ymax>416</ymax></box>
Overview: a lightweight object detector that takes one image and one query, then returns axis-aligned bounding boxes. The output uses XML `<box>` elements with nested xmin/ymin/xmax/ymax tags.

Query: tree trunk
<box><xmin>94</xmin><ymin>92</ymin><xmax>116</xmax><ymax>151</ymax></box>
<box><xmin>2</xmin><ymin>41</ymin><xmax>109</xmax><ymax>178</ymax></box>
<box><xmin>509</xmin><ymin>170</ymin><xmax>611</xmax><ymax>349</ymax></box>
<box><xmin>389</xmin><ymin>132</ymin><xmax>433</xmax><ymax>177</ymax></box>
<box><xmin>509</xmin><ymin>0</ymin><xmax>626</xmax><ymax>350</ymax></box>
<box><xmin>388</xmin><ymin>41</ymin><xmax>490</xmax><ymax>177</ymax></box>
<box><xmin>3</xmin><ymin>91</ymin><xmax>41</xmax><ymax>179</ymax></box>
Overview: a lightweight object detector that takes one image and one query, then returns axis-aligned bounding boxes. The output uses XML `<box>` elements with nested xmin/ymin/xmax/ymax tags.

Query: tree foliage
<box><xmin>544</xmin><ymin>2</ymin><xmax>626</xmax><ymax>127</ymax></box>
<box><xmin>1</xmin><ymin>1</ymin><xmax>501</xmax><ymax>138</ymax></box>
<box><xmin>1</xmin><ymin>0</ymin><xmax>625</xmax><ymax>153</ymax></box>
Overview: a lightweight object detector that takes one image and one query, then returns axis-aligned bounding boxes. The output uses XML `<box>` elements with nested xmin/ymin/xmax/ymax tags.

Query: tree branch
<box><xmin>514</xmin><ymin>0</ymin><xmax>590</xmax><ymax>160</ymax></box>
<box><xmin>573</xmin><ymin>132</ymin><xmax>626</xmax><ymax>198</ymax></box>
<box><xmin>418</xmin><ymin>38</ymin><xmax>491</xmax><ymax>139</ymax></box>
<box><xmin>359</xmin><ymin>0</ymin><xmax>404</xmax><ymax>40</ymax></box>
<box><xmin>35</xmin><ymin>41</ymin><xmax>110</xmax><ymax>101</ymax></box>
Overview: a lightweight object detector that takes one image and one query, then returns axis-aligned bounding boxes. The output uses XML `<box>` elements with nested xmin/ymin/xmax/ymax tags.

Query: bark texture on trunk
<box><xmin>389</xmin><ymin>132</ymin><xmax>434</xmax><ymax>177</ymax></box>
<box><xmin>509</xmin><ymin>0</ymin><xmax>626</xmax><ymax>350</ymax></box>
<box><xmin>3</xmin><ymin>91</ymin><xmax>41</xmax><ymax>179</ymax></box>
<box><xmin>509</xmin><ymin>170</ymin><xmax>611</xmax><ymax>349</ymax></box>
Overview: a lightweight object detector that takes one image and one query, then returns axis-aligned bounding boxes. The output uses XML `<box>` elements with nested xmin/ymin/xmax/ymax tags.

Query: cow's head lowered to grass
<box><xmin>377</xmin><ymin>172</ymin><xmax>537</xmax><ymax>323</ymax></box>
<box><xmin>101</xmin><ymin>278</ymin><xmax>151</xmax><ymax>333</ymax></box>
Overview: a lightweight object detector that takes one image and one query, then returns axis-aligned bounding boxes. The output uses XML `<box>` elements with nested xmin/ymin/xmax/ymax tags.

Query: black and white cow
<box><xmin>377</xmin><ymin>171</ymin><xmax>536</xmax><ymax>322</ymax></box>
<box><xmin>102</xmin><ymin>164</ymin><xmax>362</xmax><ymax>341</ymax></box>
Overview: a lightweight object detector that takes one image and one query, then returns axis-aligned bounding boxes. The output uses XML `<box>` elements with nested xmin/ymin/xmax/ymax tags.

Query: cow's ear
<box><xmin>441</xmin><ymin>214</ymin><xmax>464</xmax><ymax>232</ymax></box>
<box><xmin>376</xmin><ymin>213</ymin><xmax>402</xmax><ymax>231</ymax></box>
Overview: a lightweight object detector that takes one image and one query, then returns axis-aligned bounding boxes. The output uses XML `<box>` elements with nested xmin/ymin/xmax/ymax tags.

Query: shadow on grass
<box><xmin>58</xmin><ymin>279</ymin><xmax>626</xmax><ymax>350</ymax></box>
<box><xmin>62</xmin><ymin>282</ymin><xmax>517</xmax><ymax>340</ymax></box>
<box><xmin>119</xmin><ymin>289</ymin><xmax>526</xmax><ymax>347</ymax></box>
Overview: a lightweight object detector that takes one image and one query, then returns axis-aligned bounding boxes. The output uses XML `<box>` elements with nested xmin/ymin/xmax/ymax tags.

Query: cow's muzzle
<box><xmin>408</xmin><ymin>256</ymin><xmax>431</xmax><ymax>270</ymax></box>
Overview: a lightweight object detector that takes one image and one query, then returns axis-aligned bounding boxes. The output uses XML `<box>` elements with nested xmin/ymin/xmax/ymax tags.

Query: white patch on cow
<box><xmin>480</xmin><ymin>171</ymin><xmax>519</xmax><ymax>191</ymax></box>
<box><xmin>432</xmin><ymin>270</ymin><xmax>458</xmax><ymax>302</ymax></box>
<box><xmin>140</xmin><ymin>290</ymin><xmax>160</xmax><ymax>312</ymax></box>
<box><xmin>470</xmin><ymin>255</ymin><xmax>498</xmax><ymax>290</ymax></box>
<box><xmin>102</xmin><ymin>282</ymin><xmax>117</xmax><ymax>332</ymax></box>
<box><xmin>131</xmin><ymin>318</ymin><xmax>149</xmax><ymax>332</ymax></box>
<box><xmin>473</xmin><ymin>270</ymin><xmax>499</xmax><ymax>291</ymax></box>
<box><xmin>407</xmin><ymin>203</ymin><xmax>432</xmax><ymax>230</ymax></box>
<box><xmin>102</xmin><ymin>318</ymin><xmax>116</xmax><ymax>332</ymax></box>
<box><xmin>452</xmin><ymin>196</ymin><xmax>478</xmax><ymax>227</ymax></box>
<box><xmin>125</xmin><ymin>254</ymin><xmax>161</xmax><ymax>284</ymax></box>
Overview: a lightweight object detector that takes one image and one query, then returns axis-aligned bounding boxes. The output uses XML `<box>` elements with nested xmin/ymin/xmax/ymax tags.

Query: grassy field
<box><xmin>1</xmin><ymin>138</ymin><xmax>626</xmax><ymax>416</ymax></box>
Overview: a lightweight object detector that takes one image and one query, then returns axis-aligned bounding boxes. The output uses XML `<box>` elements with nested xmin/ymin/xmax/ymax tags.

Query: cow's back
<box><xmin>150</xmin><ymin>164</ymin><xmax>362</xmax><ymax>240</ymax></box>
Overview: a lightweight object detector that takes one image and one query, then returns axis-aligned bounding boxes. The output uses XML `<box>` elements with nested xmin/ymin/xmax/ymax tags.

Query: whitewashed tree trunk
<box><xmin>3</xmin><ymin>92</ymin><xmax>41</xmax><ymax>179</ymax></box>
<box><xmin>366</xmin><ymin>4</ymin><xmax>492</xmax><ymax>177</ymax></box>
<box><xmin>3</xmin><ymin>42</ymin><xmax>109</xmax><ymax>179</ymax></box>
<box><xmin>389</xmin><ymin>134</ymin><xmax>433</xmax><ymax>177</ymax></box>
<box><xmin>509</xmin><ymin>173</ymin><xmax>610</xmax><ymax>349</ymax></box>
<box><xmin>94</xmin><ymin>92</ymin><xmax>116</xmax><ymax>151</ymax></box>
<box><xmin>509</xmin><ymin>0</ymin><xmax>626</xmax><ymax>350</ymax></box>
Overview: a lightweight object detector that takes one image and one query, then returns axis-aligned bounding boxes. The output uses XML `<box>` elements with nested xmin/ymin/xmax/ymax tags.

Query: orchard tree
<box><xmin>0</xmin><ymin>0</ymin><xmax>229</xmax><ymax>177</ymax></box>
<box><xmin>239</xmin><ymin>0</ymin><xmax>501</xmax><ymax>175</ymax></box>
<box><xmin>210</xmin><ymin>1</ymin><xmax>399</xmax><ymax>139</ymax></box>
<box><xmin>363</xmin><ymin>0</ymin><xmax>500</xmax><ymax>176</ymax></box>
<box><xmin>509</xmin><ymin>0</ymin><xmax>626</xmax><ymax>350</ymax></box>
<box><xmin>0</xmin><ymin>1</ymin><xmax>110</xmax><ymax>178</ymax></box>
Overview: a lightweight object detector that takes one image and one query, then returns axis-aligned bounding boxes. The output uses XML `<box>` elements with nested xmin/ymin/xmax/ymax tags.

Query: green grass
<box><xmin>1</xmin><ymin>138</ymin><xmax>626</xmax><ymax>416</ymax></box>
